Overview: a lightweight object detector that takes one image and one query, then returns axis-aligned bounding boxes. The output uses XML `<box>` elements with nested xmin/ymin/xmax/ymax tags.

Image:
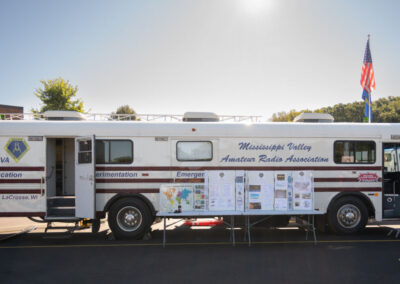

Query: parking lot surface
<box><xmin>1</xmin><ymin>218</ymin><xmax>400</xmax><ymax>284</ymax></box>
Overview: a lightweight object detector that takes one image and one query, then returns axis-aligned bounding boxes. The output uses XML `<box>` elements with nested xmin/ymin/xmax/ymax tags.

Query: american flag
<box><xmin>360</xmin><ymin>37</ymin><xmax>375</xmax><ymax>93</ymax></box>
<box><xmin>361</xmin><ymin>36</ymin><xmax>375</xmax><ymax>122</ymax></box>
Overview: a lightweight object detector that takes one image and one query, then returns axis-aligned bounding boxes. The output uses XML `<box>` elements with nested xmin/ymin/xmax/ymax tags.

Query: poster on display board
<box><xmin>292</xmin><ymin>171</ymin><xmax>313</xmax><ymax>210</ymax></box>
<box><xmin>274</xmin><ymin>172</ymin><xmax>292</xmax><ymax>210</ymax></box>
<box><xmin>207</xmin><ymin>170</ymin><xmax>236</xmax><ymax>211</ymax></box>
<box><xmin>159</xmin><ymin>184</ymin><xmax>194</xmax><ymax>213</ymax></box>
<box><xmin>246</xmin><ymin>171</ymin><xmax>274</xmax><ymax>211</ymax></box>
<box><xmin>235</xmin><ymin>170</ymin><xmax>245</xmax><ymax>212</ymax></box>
<box><xmin>193</xmin><ymin>184</ymin><xmax>208</xmax><ymax>211</ymax></box>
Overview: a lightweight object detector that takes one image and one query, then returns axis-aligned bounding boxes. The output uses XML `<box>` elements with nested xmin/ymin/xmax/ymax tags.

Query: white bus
<box><xmin>1</xmin><ymin>112</ymin><xmax>399</xmax><ymax>239</ymax></box>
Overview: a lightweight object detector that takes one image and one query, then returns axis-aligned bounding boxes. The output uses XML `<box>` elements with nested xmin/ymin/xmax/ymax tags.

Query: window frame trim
<box><xmin>176</xmin><ymin>140</ymin><xmax>213</xmax><ymax>162</ymax></box>
<box><xmin>333</xmin><ymin>140</ymin><xmax>376</xmax><ymax>165</ymax></box>
<box><xmin>95</xmin><ymin>139</ymin><xmax>134</xmax><ymax>165</ymax></box>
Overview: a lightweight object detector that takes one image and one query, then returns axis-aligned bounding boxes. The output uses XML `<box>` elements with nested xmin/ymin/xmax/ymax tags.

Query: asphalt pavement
<box><xmin>1</xmin><ymin>219</ymin><xmax>400</xmax><ymax>284</ymax></box>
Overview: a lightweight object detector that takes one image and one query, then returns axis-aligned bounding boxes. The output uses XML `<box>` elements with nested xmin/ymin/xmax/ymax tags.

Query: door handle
<box><xmin>79</xmin><ymin>174</ymin><xmax>94</xmax><ymax>181</ymax></box>
<box><xmin>40</xmin><ymin>177</ymin><xmax>45</xmax><ymax>196</ymax></box>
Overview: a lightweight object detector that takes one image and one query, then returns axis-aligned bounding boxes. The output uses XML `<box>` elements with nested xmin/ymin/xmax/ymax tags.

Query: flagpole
<box><xmin>369</xmin><ymin>92</ymin><xmax>372</xmax><ymax>123</ymax></box>
<box><xmin>361</xmin><ymin>34</ymin><xmax>375</xmax><ymax>123</ymax></box>
<box><xmin>368</xmin><ymin>34</ymin><xmax>371</xmax><ymax>123</ymax></box>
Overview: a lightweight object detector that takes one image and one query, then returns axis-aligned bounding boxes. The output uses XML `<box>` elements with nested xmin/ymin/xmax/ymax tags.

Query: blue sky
<box><xmin>1</xmin><ymin>0</ymin><xmax>399</xmax><ymax>118</ymax></box>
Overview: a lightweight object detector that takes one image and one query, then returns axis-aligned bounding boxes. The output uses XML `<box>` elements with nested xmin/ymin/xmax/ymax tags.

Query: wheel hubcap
<box><xmin>116</xmin><ymin>206</ymin><xmax>142</xmax><ymax>232</ymax></box>
<box><xmin>337</xmin><ymin>204</ymin><xmax>361</xmax><ymax>229</ymax></box>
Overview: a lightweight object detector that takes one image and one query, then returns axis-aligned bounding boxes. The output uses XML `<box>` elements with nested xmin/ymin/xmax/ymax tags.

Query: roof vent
<box><xmin>43</xmin><ymin>111</ymin><xmax>86</xmax><ymax>121</ymax></box>
<box><xmin>294</xmin><ymin>113</ymin><xmax>334</xmax><ymax>123</ymax></box>
<box><xmin>183</xmin><ymin>112</ymin><xmax>219</xmax><ymax>122</ymax></box>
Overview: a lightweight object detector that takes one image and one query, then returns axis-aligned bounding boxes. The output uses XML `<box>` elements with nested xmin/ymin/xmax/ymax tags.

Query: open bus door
<box><xmin>75</xmin><ymin>136</ymin><xmax>96</xmax><ymax>219</ymax></box>
<box><xmin>383</xmin><ymin>143</ymin><xmax>400</xmax><ymax>218</ymax></box>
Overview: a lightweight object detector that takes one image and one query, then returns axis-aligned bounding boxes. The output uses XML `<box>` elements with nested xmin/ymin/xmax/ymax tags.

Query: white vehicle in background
<box><xmin>0</xmin><ymin>111</ymin><xmax>400</xmax><ymax>239</ymax></box>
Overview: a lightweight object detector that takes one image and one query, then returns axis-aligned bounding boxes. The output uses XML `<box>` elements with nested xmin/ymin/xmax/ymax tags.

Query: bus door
<box><xmin>383</xmin><ymin>143</ymin><xmax>400</xmax><ymax>218</ymax></box>
<box><xmin>75</xmin><ymin>135</ymin><xmax>96</xmax><ymax>219</ymax></box>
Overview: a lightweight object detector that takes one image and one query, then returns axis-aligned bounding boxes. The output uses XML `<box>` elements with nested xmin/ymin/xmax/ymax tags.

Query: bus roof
<box><xmin>1</xmin><ymin>120</ymin><xmax>400</xmax><ymax>140</ymax></box>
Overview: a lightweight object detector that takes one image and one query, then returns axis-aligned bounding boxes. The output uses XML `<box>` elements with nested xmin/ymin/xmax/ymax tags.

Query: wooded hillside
<box><xmin>270</xmin><ymin>96</ymin><xmax>400</xmax><ymax>122</ymax></box>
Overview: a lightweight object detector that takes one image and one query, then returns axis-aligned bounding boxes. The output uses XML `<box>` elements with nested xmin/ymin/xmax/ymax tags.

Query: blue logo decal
<box><xmin>5</xmin><ymin>138</ymin><xmax>29</xmax><ymax>162</ymax></box>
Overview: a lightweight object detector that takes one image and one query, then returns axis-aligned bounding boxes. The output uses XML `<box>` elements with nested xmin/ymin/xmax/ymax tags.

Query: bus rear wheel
<box><xmin>108</xmin><ymin>198</ymin><xmax>152</xmax><ymax>240</ymax></box>
<box><xmin>328</xmin><ymin>196</ymin><xmax>368</xmax><ymax>234</ymax></box>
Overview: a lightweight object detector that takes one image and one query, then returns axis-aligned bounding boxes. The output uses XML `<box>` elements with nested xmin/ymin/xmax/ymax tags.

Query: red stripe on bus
<box><xmin>314</xmin><ymin>177</ymin><xmax>382</xmax><ymax>182</ymax></box>
<box><xmin>96</xmin><ymin>178</ymin><xmax>173</xmax><ymax>183</ymax></box>
<box><xmin>96</xmin><ymin>166</ymin><xmax>382</xmax><ymax>171</ymax></box>
<box><xmin>0</xmin><ymin>167</ymin><xmax>45</xmax><ymax>171</ymax></box>
<box><xmin>0</xmin><ymin>212</ymin><xmax>46</xmax><ymax>217</ymax></box>
<box><xmin>96</xmin><ymin>187</ymin><xmax>381</xmax><ymax>194</ymax></box>
<box><xmin>96</xmin><ymin>188</ymin><xmax>159</xmax><ymax>194</ymax></box>
<box><xmin>0</xmin><ymin>179</ymin><xmax>42</xmax><ymax>184</ymax></box>
<box><xmin>175</xmin><ymin>178</ymin><xmax>204</xmax><ymax>183</ymax></box>
<box><xmin>314</xmin><ymin>187</ymin><xmax>381</xmax><ymax>192</ymax></box>
<box><xmin>315</xmin><ymin>178</ymin><xmax>359</xmax><ymax>182</ymax></box>
<box><xmin>96</xmin><ymin>177</ymin><xmax>381</xmax><ymax>184</ymax></box>
<box><xmin>0</xmin><ymin>190</ymin><xmax>41</xmax><ymax>194</ymax></box>
<box><xmin>96</xmin><ymin>178</ymin><xmax>204</xmax><ymax>183</ymax></box>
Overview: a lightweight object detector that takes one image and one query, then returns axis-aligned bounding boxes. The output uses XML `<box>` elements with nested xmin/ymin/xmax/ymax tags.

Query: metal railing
<box><xmin>0</xmin><ymin>113</ymin><xmax>263</xmax><ymax>122</ymax></box>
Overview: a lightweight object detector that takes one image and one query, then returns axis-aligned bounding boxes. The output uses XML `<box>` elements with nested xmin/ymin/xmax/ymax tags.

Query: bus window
<box><xmin>384</xmin><ymin>148</ymin><xmax>397</xmax><ymax>172</ymax></box>
<box><xmin>334</xmin><ymin>141</ymin><xmax>375</xmax><ymax>164</ymax></box>
<box><xmin>176</xmin><ymin>141</ymin><xmax>213</xmax><ymax>161</ymax></box>
<box><xmin>96</xmin><ymin>140</ymin><xmax>133</xmax><ymax>164</ymax></box>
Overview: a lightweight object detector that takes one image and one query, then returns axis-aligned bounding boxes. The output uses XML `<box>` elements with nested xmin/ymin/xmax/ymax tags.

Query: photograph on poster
<box><xmin>246</xmin><ymin>171</ymin><xmax>275</xmax><ymax>211</ymax></box>
<box><xmin>275</xmin><ymin>190</ymin><xmax>287</xmax><ymax>198</ymax></box>
<box><xmin>248</xmin><ymin>185</ymin><xmax>262</xmax><ymax>210</ymax></box>
<box><xmin>292</xmin><ymin>171</ymin><xmax>313</xmax><ymax>210</ymax></box>
<box><xmin>194</xmin><ymin>184</ymin><xmax>207</xmax><ymax>210</ymax></box>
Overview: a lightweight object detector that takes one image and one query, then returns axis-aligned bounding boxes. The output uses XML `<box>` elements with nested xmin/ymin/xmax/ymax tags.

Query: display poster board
<box><xmin>235</xmin><ymin>170</ymin><xmax>245</xmax><ymax>212</ymax></box>
<box><xmin>159</xmin><ymin>170</ymin><xmax>314</xmax><ymax>214</ymax></box>
<box><xmin>194</xmin><ymin>184</ymin><xmax>208</xmax><ymax>211</ymax></box>
<box><xmin>160</xmin><ymin>184</ymin><xmax>194</xmax><ymax>213</ymax></box>
<box><xmin>207</xmin><ymin>170</ymin><xmax>236</xmax><ymax>211</ymax></box>
<box><xmin>292</xmin><ymin>171</ymin><xmax>313</xmax><ymax>210</ymax></box>
<box><xmin>246</xmin><ymin>171</ymin><xmax>274</xmax><ymax>211</ymax></box>
<box><xmin>274</xmin><ymin>172</ymin><xmax>292</xmax><ymax>210</ymax></box>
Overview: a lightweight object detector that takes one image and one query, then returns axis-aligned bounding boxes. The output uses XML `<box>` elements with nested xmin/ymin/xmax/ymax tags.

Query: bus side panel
<box><xmin>95</xmin><ymin>137</ymin><xmax>171</xmax><ymax>213</ymax></box>
<box><xmin>0</xmin><ymin>136</ymin><xmax>46</xmax><ymax>216</ymax></box>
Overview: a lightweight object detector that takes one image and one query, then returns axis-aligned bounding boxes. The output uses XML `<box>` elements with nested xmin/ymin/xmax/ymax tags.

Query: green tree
<box><xmin>270</xmin><ymin>96</ymin><xmax>400</xmax><ymax>123</ymax></box>
<box><xmin>34</xmin><ymin>78</ymin><xmax>84</xmax><ymax>113</ymax></box>
<box><xmin>113</xmin><ymin>105</ymin><xmax>138</xmax><ymax>120</ymax></box>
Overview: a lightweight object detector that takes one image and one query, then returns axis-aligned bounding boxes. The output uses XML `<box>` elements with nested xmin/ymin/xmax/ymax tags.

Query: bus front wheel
<box><xmin>108</xmin><ymin>198</ymin><xmax>152</xmax><ymax>240</ymax></box>
<box><xmin>328</xmin><ymin>196</ymin><xmax>368</xmax><ymax>234</ymax></box>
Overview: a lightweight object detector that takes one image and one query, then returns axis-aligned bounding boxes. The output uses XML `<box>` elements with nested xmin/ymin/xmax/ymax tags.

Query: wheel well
<box><xmin>327</xmin><ymin>192</ymin><xmax>375</xmax><ymax>218</ymax></box>
<box><xmin>104</xmin><ymin>194</ymin><xmax>156</xmax><ymax>217</ymax></box>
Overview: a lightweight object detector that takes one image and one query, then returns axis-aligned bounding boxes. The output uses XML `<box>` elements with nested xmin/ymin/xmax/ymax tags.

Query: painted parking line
<box><xmin>1</xmin><ymin>238</ymin><xmax>400</xmax><ymax>249</ymax></box>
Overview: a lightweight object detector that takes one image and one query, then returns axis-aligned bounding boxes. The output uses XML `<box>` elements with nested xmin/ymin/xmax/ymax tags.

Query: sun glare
<box><xmin>240</xmin><ymin>0</ymin><xmax>274</xmax><ymax>15</ymax></box>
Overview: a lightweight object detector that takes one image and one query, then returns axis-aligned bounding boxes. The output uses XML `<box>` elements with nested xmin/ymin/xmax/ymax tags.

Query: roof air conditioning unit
<box><xmin>43</xmin><ymin>111</ymin><xmax>86</xmax><ymax>121</ymax></box>
<box><xmin>183</xmin><ymin>112</ymin><xmax>219</xmax><ymax>122</ymax></box>
<box><xmin>294</xmin><ymin>113</ymin><xmax>334</xmax><ymax>123</ymax></box>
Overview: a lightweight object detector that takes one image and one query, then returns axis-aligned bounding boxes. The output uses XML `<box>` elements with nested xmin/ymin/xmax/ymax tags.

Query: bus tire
<box><xmin>108</xmin><ymin>198</ymin><xmax>152</xmax><ymax>240</ymax></box>
<box><xmin>328</xmin><ymin>196</ymin><xmax>368</xmax><ymax>234</ymax></box>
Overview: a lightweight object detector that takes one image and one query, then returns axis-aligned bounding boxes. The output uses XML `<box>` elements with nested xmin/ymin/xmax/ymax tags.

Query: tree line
<box><xmin>34</xmin><ymin>78</ymin><xmax>400</xmax><ymax>123</ymax></box>
<box><xmin>271</xmin><ymin>96</ymin><xmax>400</xmax><ymax>122</ymax></box>
<box><xmin>33</xmin><ymin>78</ymin><xmax>137</xmax><ymax>119</ymax></box>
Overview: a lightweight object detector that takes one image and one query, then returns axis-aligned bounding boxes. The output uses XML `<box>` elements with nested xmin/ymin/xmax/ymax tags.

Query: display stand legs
<box><xmin>162</xmin><ymin>218</ymin><xmax>184</xmax><ymax>248</ymax></box>
<box><xmin>231</xmin><ymin>216</ymin><xmax>236</xmax><ymax>246</ymax></box>
<box><xmin>163</xmin><ymin>217</ymin><xmax>166</xmax><ymax>248</ymax></box>
<box><xmin>222</xmin><ymin>216</ymin><xmax>236</xmax><ymax>246</ymax></box>
<box><xmin>246</xmin><ymin>215</ymin><xmax>318</xmax><ymax>246</ymax></box>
